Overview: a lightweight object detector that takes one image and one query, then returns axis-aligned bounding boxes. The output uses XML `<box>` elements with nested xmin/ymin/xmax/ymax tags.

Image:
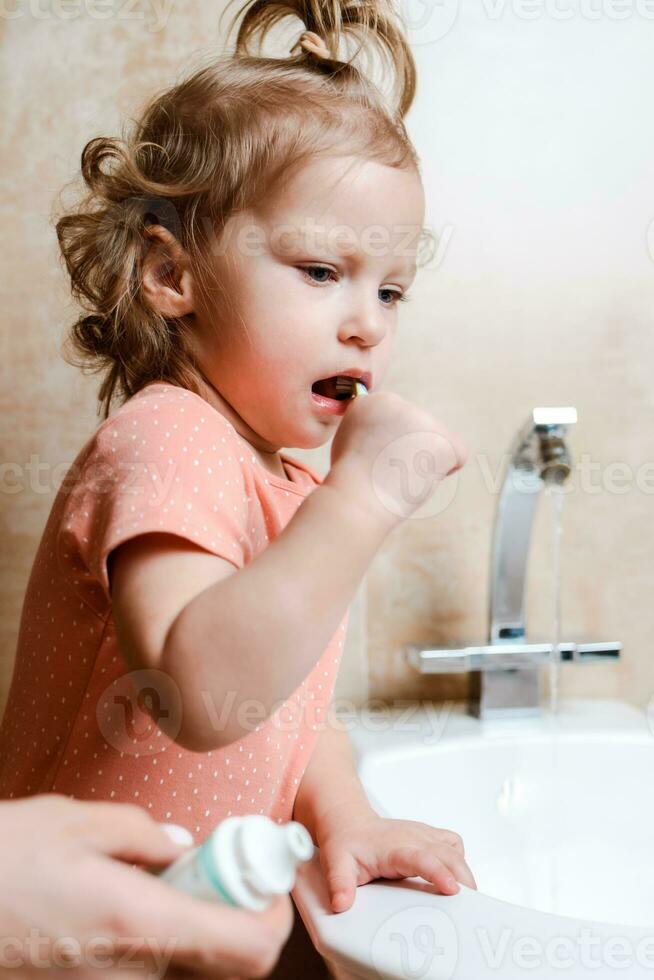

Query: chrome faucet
<box><xmin>489</xmin><ymin>406</ymin><xmax>574</xmax><ymax>647</ymax></box>
<box><xmin>406</xmin><ymin>407</ymin><xmax>621</xmax><ymax>719</ymax></box>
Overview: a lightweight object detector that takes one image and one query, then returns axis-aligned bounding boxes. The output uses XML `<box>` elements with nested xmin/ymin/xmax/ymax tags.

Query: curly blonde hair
<box><xmin>54</xmin><ymin>0</ymin><xmax>433</xmax><ymax>420</ymax></box>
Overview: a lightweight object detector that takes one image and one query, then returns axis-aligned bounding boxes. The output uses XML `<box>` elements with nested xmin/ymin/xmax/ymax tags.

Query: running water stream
<box><xmin>544</xmin><ymin>481</ymin><xmax>565</xmax><ymax>913</ymax></box>
<box><xmin>547</xmin><ymin>483</ymin><xmax>565</xmax><ymax>715</ymax></box>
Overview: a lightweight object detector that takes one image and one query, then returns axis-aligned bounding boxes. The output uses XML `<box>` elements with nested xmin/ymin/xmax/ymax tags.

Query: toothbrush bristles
<box><xmin>332</xmin><ymin>376</ymin><xmax>368</xmax><ymax>399</ymax></box>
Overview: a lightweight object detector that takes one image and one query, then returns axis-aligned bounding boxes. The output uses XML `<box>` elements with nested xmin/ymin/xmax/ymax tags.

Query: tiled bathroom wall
<box><xmin>2</xmin><ymin>4</ymin><xmax>653</xmax><ymax>719</ymax></box>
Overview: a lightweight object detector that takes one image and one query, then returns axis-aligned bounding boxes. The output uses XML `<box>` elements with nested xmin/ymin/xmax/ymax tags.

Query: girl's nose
<box><xmin>338</xmin><ymin>296</ymin><xmax>387</xmax><ymax>347</ymax></box>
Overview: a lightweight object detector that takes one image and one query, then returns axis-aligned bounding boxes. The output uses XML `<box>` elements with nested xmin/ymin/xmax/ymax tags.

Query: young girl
<box><xmin>0</xmin><ymin>0</ymin><xmax>476</xmax><ymax>914</ymax></box>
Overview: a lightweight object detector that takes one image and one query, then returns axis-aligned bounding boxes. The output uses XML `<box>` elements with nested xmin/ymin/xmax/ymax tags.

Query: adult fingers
<box><xmin>155</xmin><ymin>894</ymin><xmax>293</xmax><ymax>978</ymax></box>
<box><xmin>69</xmin><ymin>801</ymin><xmax>193</xmax><ymax>868</ymax></box>
<box><xmin>97</xmin><ymin>862</ymin><xmax>293</xmax><ymax>979</ymax></box>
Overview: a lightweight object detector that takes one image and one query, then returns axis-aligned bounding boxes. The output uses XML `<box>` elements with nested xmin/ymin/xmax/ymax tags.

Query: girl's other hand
<box><xmin>315</xmin><ymin>808</ymin><xmax>477</xmax><ymax>914</ymax></box>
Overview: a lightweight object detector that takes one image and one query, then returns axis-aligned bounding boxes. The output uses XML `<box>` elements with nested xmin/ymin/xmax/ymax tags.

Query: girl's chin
<box><xmin>258</xmin><ymin>395</ymin><xmax>343</xmax><ymax>449</ymax></box>
<box><xmin>281</xmin><ymin>413</ymin><xmax>338</xmax><ymax>450</ymax></box>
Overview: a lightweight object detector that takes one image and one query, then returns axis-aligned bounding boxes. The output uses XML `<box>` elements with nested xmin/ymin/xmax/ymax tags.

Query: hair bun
<box><xmin>226</xmin><ymin>0</ymin><xmax>417</xmax><ymax>118</ymax></box>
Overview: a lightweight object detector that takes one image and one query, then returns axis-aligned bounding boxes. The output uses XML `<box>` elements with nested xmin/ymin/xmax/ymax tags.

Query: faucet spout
<box><xmin>488</xmin><ymin>407</ymin><xmax>577</xmax><ymax>645</ymax></box>
<box><xmin>539</xmin><ymin>433</ymin><xmax>572</xmax><ymax>485</ymax></box>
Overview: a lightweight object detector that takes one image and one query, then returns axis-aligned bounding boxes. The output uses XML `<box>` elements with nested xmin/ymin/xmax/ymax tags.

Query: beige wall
<box><xmin>2</xmin><ymin>4</ymin><xmax>653</xmax><ymax>719</ymax></box>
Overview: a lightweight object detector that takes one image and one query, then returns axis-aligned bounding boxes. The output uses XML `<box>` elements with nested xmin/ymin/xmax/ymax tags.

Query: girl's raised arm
<box><xmin>110</xmin><ymin>475</ymin><xmax>390</xmax><ymax>753</ymax></box>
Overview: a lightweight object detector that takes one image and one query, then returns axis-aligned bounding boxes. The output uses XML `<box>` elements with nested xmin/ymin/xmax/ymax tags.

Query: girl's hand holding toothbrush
<box><xmin>324</xmin><ymin>389</ymin><xmax>467</xmax><ymax>531</ymax></box>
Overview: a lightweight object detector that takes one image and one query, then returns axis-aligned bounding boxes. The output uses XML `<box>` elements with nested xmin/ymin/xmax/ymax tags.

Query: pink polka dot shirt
<box><xmin>0</xmin><ymin>382</ymin><xmax>348</xmax><ymax>837</ymax></box>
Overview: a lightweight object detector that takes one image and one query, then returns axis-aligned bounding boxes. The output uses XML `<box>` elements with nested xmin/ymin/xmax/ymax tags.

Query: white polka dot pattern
<box><xmin>0</xmin><ymin>383</ymin><xmax>349</xmax><ymax>836</ymax></box>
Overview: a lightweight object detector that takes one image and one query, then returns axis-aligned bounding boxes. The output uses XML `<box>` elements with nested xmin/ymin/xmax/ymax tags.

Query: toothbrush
<box><xmin>351</xmin><ymin>380</ymin><xmax>368</xmax><ymax>398</ymax></box>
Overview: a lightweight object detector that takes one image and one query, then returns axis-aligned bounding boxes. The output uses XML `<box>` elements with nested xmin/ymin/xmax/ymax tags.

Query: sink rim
<box><xmin>293</xmin><ymin>697</ymin><xmax>654</xmax><ymax>980</ymax></box>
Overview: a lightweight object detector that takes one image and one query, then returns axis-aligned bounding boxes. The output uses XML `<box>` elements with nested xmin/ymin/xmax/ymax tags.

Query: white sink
<box><xmin>293</xmin><ymin>698</ymin><xmax>654</xmax><ymax>979</ymax></box>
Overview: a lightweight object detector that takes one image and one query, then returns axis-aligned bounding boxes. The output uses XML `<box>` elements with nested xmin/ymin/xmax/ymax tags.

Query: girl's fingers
<box><xmin>421</xmin><ymin>826</ymin><xmax>465</xmax><ymax>855</ymax></box>
<box><xmin>407</xmin><ymin>822</ymin><xmax>466</xmax><ymax>856</ymax></box>
<box><xmin>382</xmin><ymin>846</ymin><xmax>460</xmax><ymax>894</ymax></box>
<box><xmin>442</xmin><ymin>852</ymin><xmax>477</xmax><ymax>890</ymax></box>
<box><xmin>320</xmin><ymin>847</ymin><xmax>359</xmax><ymax>913</ymax></box>
<box><xmin>440</xmin><ymin>830</ymin><xmax>465</xmax><ymax>856</ymax></box>
<box><xmin>421</xmin><ymin>842</ymin><xmax>477</xmax><ymax>890</ymax></box>
<box><xmin>384</xmin><ymin>845</ymin><xmax>478</xmax><ymax>894</ymax></box>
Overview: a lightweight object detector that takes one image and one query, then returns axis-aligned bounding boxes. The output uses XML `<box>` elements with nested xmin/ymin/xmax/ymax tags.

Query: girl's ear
<box><xmin>141</xmin><ymin>224</ymin><xmax>195</xmax><ymax>317</ymax></box>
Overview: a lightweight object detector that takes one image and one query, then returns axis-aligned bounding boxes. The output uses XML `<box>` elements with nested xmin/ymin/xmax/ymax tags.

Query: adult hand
<box><xmin>0</xmin><ymin>794</ymin><xmax>293</xmax><ymax>978</ymax></box>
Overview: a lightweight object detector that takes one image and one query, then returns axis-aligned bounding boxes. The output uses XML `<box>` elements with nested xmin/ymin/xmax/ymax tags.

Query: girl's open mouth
<box><xmin>311</xmin><ymin>376</ymin><xmax>358</xmax><ymax>415</ymax></box>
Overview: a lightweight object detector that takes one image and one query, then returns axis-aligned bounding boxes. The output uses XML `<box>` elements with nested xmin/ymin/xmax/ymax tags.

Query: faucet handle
<box><xmin>405</xmin><ymin>639</ymin><xmax>622</xmax><ymax>674</ymax></box>
<box><xmin>557</xmin><ymin>640</ymin><xmax>622</xmax><ymax>662</ymax></box>
<box><xmin>532</xmin><ymin>406</ymin><xmax>578</xmax><ymax>428</ymax></box>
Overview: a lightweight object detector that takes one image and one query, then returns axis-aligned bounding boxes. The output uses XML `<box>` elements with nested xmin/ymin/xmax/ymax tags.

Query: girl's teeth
<box><xmin>334</xmin><ymin>376</ymin><xmax>356</xmax><ymax>399</ymax></box>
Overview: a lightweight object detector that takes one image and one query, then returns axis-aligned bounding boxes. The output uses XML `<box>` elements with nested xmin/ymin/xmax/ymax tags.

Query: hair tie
<box><xmin>289</xmin><ymin>30</ymin><xmax>331</xmax><ymax>60</ymax></box>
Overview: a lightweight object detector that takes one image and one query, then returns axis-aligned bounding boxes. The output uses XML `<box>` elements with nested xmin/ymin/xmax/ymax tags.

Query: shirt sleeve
<box><xmin>57</xmin><ymin>397</ymin><xmax>251</xmax><ymax>616</ymax></box>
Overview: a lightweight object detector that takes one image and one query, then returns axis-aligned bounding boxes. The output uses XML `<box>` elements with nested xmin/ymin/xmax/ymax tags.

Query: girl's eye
<box><xmin>299</xmin><ymin>264</ymin><xmax>337</xmax><ymax>285</ymax></box>
<box><xmin>379</xmin><ymin>287</ymin><xmax>409</xmax><ymax>307</ymax></box>
<box><xmin>298</xmin><ymin>265</ymin><xmax>410</xmax><ymax>307</ymax></box>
